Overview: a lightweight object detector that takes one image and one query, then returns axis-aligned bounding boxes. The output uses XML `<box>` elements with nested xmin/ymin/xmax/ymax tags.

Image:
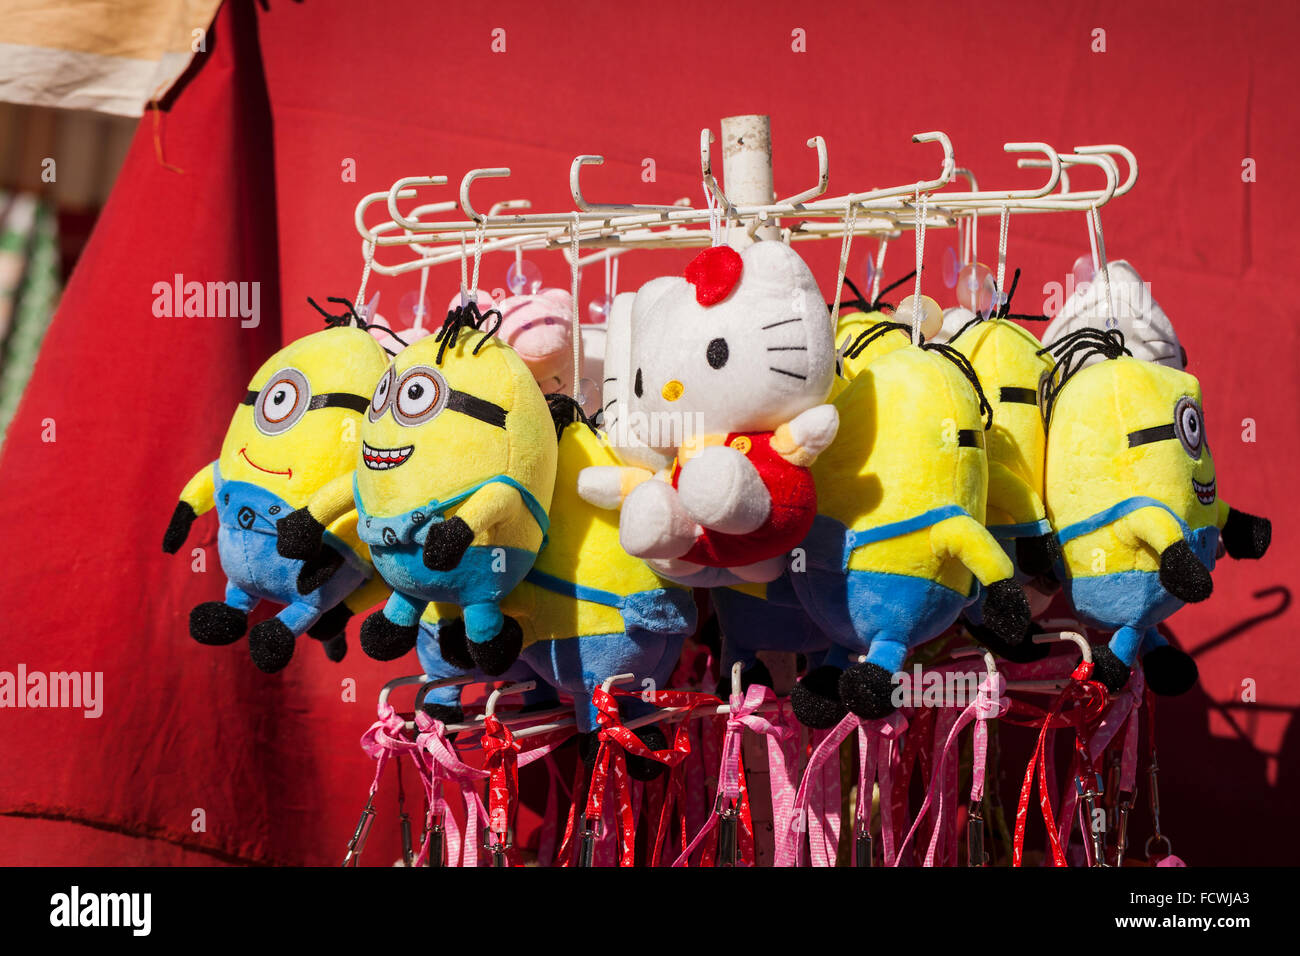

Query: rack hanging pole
<box><xmin>720</xmin><ymin>114</ymin><xmax>780</xmax><ymax>247</ymax></box>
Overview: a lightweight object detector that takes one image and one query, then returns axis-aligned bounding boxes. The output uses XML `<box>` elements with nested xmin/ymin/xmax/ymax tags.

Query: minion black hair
<box><xmin>1036</xmin><ymin>327</ymin><xmax>1130</xmax><ymax>426</ymax></box>
<box><xmin>950</xmin><ymin>268</ymin><xmax>1051</xmax><ymax>343</ymax></box>
<box><xmin>308</xmin><ymin>295</ymin><xmax>410</xmax><ymax>356</ymax></box>
<box><xmin>830</xmin><ymin>269</ymin><xmax>920</xmax><ymax>316</ymax></box>
<box><xmin>544</xmin><ymin>392</ymin><xmax>599</xmax><ymax>442</ymax></box>
<box><xmin>433</xmin><ymin>299</ymin><xmax>503</xmax><ymax>366</ymax></box>
<box><xmin>844</xmin><ymin>321</ymin><xmax>995</xmax><ymax>430</ymax></box>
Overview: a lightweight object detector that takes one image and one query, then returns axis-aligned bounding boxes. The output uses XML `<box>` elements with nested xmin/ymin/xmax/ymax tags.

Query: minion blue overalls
<box><xmin>711</xmin><ymin>570</ymin><xmax>829</xmax><ymax>675</ymax></box>
<box><xmin>411</xmin><ymin>569</ymin><xmax>695</xmax><ymax>733</ymax></box>
<box><xmin>357</xmin><ymin>474</ymin><xmax>549</xmax><ymax>648</ymax></box>
<box><xmin>1058</xmin><ymin>496</ymin><xmax>1219</xmax><ymax>666</ymax></box>
<box><xmin>790</xmin><ymin>510</ymin><xmax>979</xmax><ymax>674</ymax></box>
<box><xmin>212</xmin><ymin>463</ymin><xmax>370</xmax><ymax>635</ymax></box>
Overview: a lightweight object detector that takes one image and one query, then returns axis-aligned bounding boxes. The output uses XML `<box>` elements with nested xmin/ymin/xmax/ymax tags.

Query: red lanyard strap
<box><xmin>1012</xmin><ymin>661</ymin><xmax>1108</xmax><ymax>867</ymax></box>
<box><xmin>578</xmin><ymin>686</ymin><xmax>716</xmax><ymax>867</ymax></box>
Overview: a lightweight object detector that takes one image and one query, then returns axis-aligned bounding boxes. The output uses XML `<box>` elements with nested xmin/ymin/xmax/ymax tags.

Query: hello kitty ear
<box><xmin>685</xmin><ymin>245</ymin><xmax>743</xmax><ymax>305</ymax></box>
<box><xmin>632</xmin><ymin>276</ymin><xmax>682</xmax><ymax>323</ymax></box>
<box><xmin>740</xmin><ymin>239</ymin><xmax>806</xmax><ymax>288</ymax></box>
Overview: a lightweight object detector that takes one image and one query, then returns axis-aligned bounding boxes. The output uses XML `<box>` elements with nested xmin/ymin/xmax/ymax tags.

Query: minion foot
<box><xmin>980</xmin><ymin>579</ymin><xmax>1032</xmax><ymax>645</ymax></box>
<box><xmin>436</xmin><ymin>618</ymin><xmax>474</xmax><ymax>671</ymax></box>
<box><xmin>1142</xmin><ymin>645</ymin><xmax>1199</xmax><ymax>696</ymax></box>
<box><xmin>189</xmin><ymin>602</ymin><xmax>248</xmax><ymax>646</ymax></box>
<box><xmin>321</xmin><ymin>634</ymin><xmax>347</xmax><ymax>662</ymax></box>
<box><xmin>839</xmin><ymin>662</ymin><xmax>898</xmax><ymax>720</ymax></box>
<box><xmin>420</xmin><ymin>700</ymin><xmax>465</xmax><ymax>726</ymax></box>
<box><xmin>248</xmin><ymin>619</ymin><xmax>297</xmax><ymax>673</ymax></box>
<box><xmin>466</xmin><ymin>616</ymin><xmax>523</xmax><ymax>676</ymax></box>
<box><xmin>1090</xmin><ymin>645</ymin><xmax>1131</xmax><ymax>693</ymax></box>
<box><xmin>966</xmin><ymin>621</ymin><xmax>1050</xmax><ymax>664</ymax></box>
<box><xmin>624</xmin><ymin>724</ymin><xmax>670</xmax><ymax>781</ymax></box>
<box><xmin>790</xmin><ymin>665</ymin><xmax>849</xmax><ymax>729</ymax></box>
<box><xmin>360</xmin><ymin>612</ymin><xmax>418</xmax><ymax>661</ymax></box>
<box><xmin>307</xmin><ymin>603</ymin><xmax>353</xmax><ymax>642</ymax></box>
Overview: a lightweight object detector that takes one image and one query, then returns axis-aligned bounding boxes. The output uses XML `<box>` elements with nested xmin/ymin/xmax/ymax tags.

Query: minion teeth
<box><xmin>1193</xmin><ymin>477</ymin><xmax>1216</xmax><ymax>505</ymax></box>
<box><xmin>362</xmin><ymin>442</ymin><xmax>414</xmax><ymax>470</ymax></box>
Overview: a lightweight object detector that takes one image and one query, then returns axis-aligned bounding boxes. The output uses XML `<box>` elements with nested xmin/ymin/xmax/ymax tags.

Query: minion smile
<box><xmin>363</xmin><ymin>442</ymin><xmax>414</xmax><ymax>470</ymax></box>
<box><xmin>1193</xmin><ymin>476</ymin><xmax>1216</xmax><ymax>505</ymax></box>
<box><xmin>238</xmin><ymin>447</ymin><xmax>292</xmax><ymax>477</ymax></box>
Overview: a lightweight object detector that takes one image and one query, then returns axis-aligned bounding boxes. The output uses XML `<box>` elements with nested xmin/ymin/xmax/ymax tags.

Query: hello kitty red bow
<box><xmin>685</xmin><ymin>246</ymin><xmax>743</xmax><ymax>305</ymax></box>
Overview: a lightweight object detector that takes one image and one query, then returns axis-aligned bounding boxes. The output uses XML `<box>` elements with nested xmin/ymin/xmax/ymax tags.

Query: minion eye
<box><xmin>369</xmin><ymin>367</ymin><xmax>395</xmax><ymax>422</ymax></box>
<box><xmin>254</xmin><ymin>368</ymin><xmax>309</xmax><ymax>435</ymax></box>
<box><xmin>393</xmin><ymin>366</ymin><xmax>447</xmax><ymax>426</ymax></box>
<box><xmin>1174</xmin><ymin>396</ymin><xmax>1204</xmax><ymax>458</ymax></box>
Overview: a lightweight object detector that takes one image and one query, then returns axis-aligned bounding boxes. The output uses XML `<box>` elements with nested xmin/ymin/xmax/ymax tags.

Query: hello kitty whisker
<box><xmin>767</xmin><ymin>346</ymin><xmax>808</xmax><ymax>351</ymax></box>
<box><xmin>770</xmin><ymin>368</ymin><xmax>807</xmax><ymax>380</ymax></box>
<box><xmin>762</xmin><ymin>318</ymin><xmax>803</xmax><ymax>330</ymax></box>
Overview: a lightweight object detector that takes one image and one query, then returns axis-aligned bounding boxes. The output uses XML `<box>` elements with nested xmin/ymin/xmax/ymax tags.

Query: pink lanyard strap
<box><xmin>536</xmin><ymin>753</ymin><xmax>572</xmax><ymax>867</ymax></box>
<box><xmin>789</xmin><ymin>711</ymin><xmax>908</xmax><ymax>867</ymax></box>
<box><xmin>673</xmin><ymin>684</ymin><xmax>798</xmax><ymax>867</ymax></box>
<box><xmin>360</xmin><ymin>701</ymin><xmax>429</xmax><ymax>797</ymax></box>
<box><xmin>414</xmin><ymin>712</ymin><xmax>490</xmax><ymax>867</ymax></box>
<box><xmin>892</xmin><ymin>673</ymin><xmax>1006</xmax><ymax>866</ymax></box>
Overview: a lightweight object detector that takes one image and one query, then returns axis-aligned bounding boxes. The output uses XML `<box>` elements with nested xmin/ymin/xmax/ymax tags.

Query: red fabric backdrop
<box><xmin>1</xmin><ymin>0</ymin><xmax>1298</xmax><ymax>865</ymax></box>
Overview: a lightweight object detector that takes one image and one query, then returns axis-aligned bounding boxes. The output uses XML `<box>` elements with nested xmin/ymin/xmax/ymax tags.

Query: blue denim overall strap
<box><xmin>1055</xmin><ymin>496</ymin><xmax>1192</xmax><ymax>548</ymax></box>
<box><xmin>523</xmin><ymin>568</ymin><xmax>696</xmax><ymax>637</ymax></box>
<box><xmin>524</xmin><ymin>568</ymin><xmax>624</xmax><ymax>608</ymax></box>
<box><xmin>355</xmin><ymin>472</ymin><xmax>550</xmax><ymax>547</ymax></box>
<box><xmin>987</xmin><ymin>517</ymin><xmax>1053</xmax><ymax>541</ymax></box>
<box><xmin>842</xmin><ymin>504</ymin><xmax>969</xmax><ymax>570</ymax></box>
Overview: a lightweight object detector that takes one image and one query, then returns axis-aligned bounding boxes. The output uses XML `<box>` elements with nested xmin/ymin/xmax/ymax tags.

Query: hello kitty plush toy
<box><xmin>581</xmin><ymin>241</ymin><xmax>839</xmax><ymax>584</ymax></box>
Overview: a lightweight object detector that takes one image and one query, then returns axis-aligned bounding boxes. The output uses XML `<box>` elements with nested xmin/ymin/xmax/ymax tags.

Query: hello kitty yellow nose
<box><xmin>661</xmin><ymin>380</ymin><xmax>684</xmax><ymax>402</ymax></box>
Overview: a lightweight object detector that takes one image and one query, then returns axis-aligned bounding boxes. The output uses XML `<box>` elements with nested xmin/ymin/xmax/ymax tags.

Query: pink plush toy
<box><xmin>494</xmin><ymin>288</ymin><xmax>581</xmax><ymax>396</ymax></box>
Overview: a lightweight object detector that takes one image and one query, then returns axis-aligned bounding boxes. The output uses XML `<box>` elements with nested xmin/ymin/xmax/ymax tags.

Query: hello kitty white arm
<box><xmin>676</xmin><ymin>445</ymin><xmax>771</xmax><ymax>534</ymax></box>
<box><xmin>772</xmin><ymin>403</ymin><xmax>840</xmax><ymax>467</ymax></box>
<box><xmin>577</xmin><ymin>464</ymin><xmax>655</xmax><ymax>510</ymax></box>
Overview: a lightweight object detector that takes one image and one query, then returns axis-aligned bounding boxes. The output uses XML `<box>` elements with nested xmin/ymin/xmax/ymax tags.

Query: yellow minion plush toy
<box><xmin>1042</xmin><ymin>329</ymin><xmax>1271</xmax><ymax>694</ymax></box>
<box><xmin>283</xmin><ymin>305</ymin><xmax>558</xmax><ymax>675</ymax></box>
<box><xmin>415</xmin><ymin>406</ymin><xmax>695</xmax><ymax>760</ymax></box>
<box><xmin>162</xmin><ymin>320</ymin><xmax>391</xmax><ymax>672</ymax></box>
<box><xmin>788</xmin><ymin>339</ymin><xmax>1031</xmax><ymax>726</ymax></box>
<box><xmin>830</xmin><ymin>272</ymin><xmax>915</xmax><ymax>383</ymax></box>
<box><xmin>947</xmin><ymin>270</ymin><xmax>1060</xmax><ymax>651</ymax></box>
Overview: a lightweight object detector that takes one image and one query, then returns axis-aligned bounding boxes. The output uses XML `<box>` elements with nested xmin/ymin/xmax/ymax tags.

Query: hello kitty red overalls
<box><xmin>669</xmin><ymin>431</ymin><xmax>816</xmax><ymax>567</ymax></box>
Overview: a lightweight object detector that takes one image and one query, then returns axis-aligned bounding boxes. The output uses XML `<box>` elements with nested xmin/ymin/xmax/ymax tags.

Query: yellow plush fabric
<box><xmin>354</xmin><ymin>333</ymin><xmax>557</xmax><ymax>552</ymax></box>
<box><xmin>950</xmin><ymin>319</ymin><xmax>1053</xmax><ymax>527</ymax></box>
<box><xmin>210</xmin><ymin>325</ymin><xmax>390</xmax><ymax>557</ymax></box>
<box><xmin>424</xmin><ymin>423</ymin><xmax>691</xmax><ymax>645</ymax></box>
<box><xmin>813</xmin><ymin>344</ymin><xmax>1011</xmax><ymax>592</ymax></box>
<box><xmin>835</xmin><ymin>311</ymin><xmax>911</xmax><ymax>381</ymax></box>
<box><xmin>1046</xmin><ymin>356</ymin><xmax>1222</xmax><ymax>577</ymax></box>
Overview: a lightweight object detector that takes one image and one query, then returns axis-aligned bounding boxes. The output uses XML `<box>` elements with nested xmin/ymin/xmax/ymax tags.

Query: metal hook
<box><xmin>570</xmin><ymin>155</ymin><xmax>682</xmax><ymax>213</ymax></box>
<box><xmin>779</xmin><ymin>135</ymin><xmax>830</xmax><ymax>207</ymax></box>
<box><xmin>1031</xmin><ymin>630</ymin><xmax>1093</xmax><ymax>663</ymax></box>
<box><xmin>484</xmin><ymin>681</ymin><xmax>538</xmax><ymax>718</ymax></box>
<box><xmin>388</xmin><ymin>175</ymin><xmax>449</xmax><ymax>230</ymax></box>
<box><xmin>489</xmin><ymin>199</ymin><xmax>532</xmax><ymax>217</ymax></box>
<box><xmin>460</xmin><ymin>167</ymin><xmax>512</xmax><ymax>222</ymax></box>
<box><xmin>937</xmin><ymin>142</ymin><xmax>1062</xmax><ymax>204</ymax></box>
<box><xmin>1074</xmin><ymin>144</ymin><xmax>1137</xmax><ymax>197</ymax></box>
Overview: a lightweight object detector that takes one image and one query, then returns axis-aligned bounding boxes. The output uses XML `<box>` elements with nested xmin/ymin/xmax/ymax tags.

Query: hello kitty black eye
<box><xmin>634</xmin><ymin>368</ymin><xmax>643</xmax><ymax>398</ymax></box>
<box><xmin>707</xmin><ymin>338</ymin><xmax>729</xmax><ymax>369</ymax></box>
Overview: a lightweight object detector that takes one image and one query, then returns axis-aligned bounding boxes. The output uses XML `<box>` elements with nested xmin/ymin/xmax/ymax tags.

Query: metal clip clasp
<box><xmin>341</xmin><ymin>794</ymin><xmax>376</xmax><ymax>867</ymax></box>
